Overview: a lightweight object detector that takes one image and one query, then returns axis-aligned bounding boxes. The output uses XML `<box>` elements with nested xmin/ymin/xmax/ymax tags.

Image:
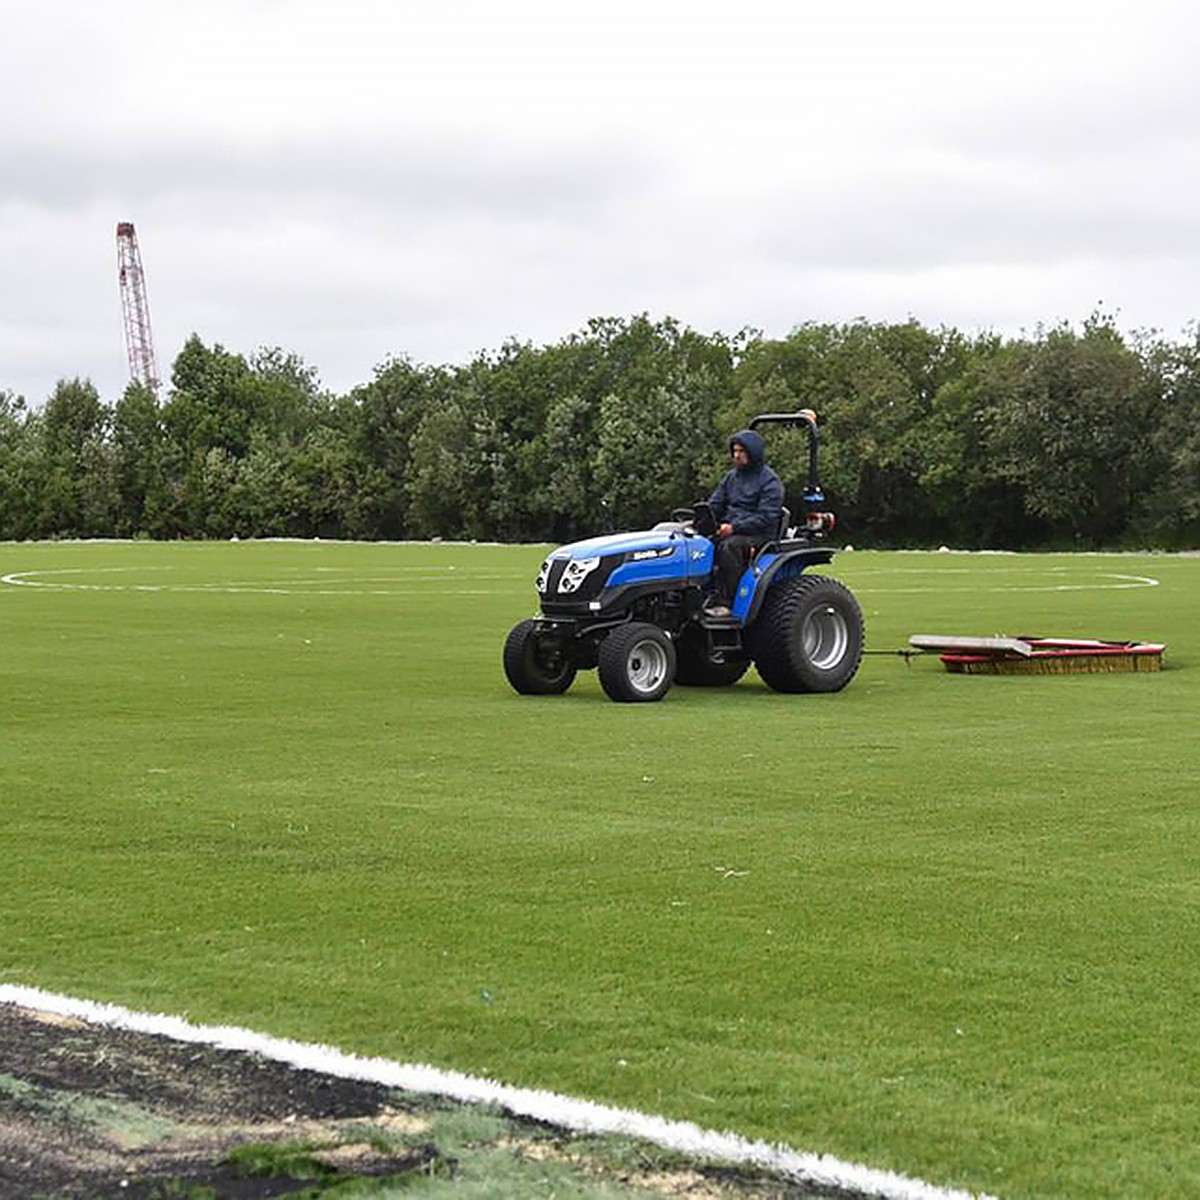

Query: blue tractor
<box><xmin>503</xmin><ymin>410</ymin><xmax>864</xmax><ymax>702</ymax></box>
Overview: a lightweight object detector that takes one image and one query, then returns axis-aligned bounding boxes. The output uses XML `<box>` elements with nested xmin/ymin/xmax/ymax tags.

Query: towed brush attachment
<box><xmin>909</xmin><ymin>635</ymin><xmax>1166</xmax><ymax>675</ymax></box>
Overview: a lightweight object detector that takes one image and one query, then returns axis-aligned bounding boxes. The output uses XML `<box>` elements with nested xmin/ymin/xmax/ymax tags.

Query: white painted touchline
<box><xmin>0</xmin><ymin>567</ymin><xmax>521</xmax><ymax>594</ymax></box>
<box><xmin>2</xmin><ymin>568</ymin><xmax>1159</xmax><ymax>598</ymax></box>
<box><xmin>0</xmin><ymin>985</ymin><xmax>995</xmax><ymax>1200</ymax></box>
<box><xmin>0</xmin><ymin>573</ymin><xmax>509</xmax><ymax>597</ymax></box>
<box><xmin>854</xmin><ymin>572</ymin><xmax>1159</xmax><ymax>594</ymax></box>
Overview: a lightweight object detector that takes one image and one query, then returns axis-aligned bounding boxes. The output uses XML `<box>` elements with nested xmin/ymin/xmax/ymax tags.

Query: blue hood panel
<box><xmin>550</xmin><ymin>529</ymin><xmax>678</xmax><ymax>560</ymax></box>
<box><xmin>542</xmin><ymin>526</ymin><xmax>714</xmax><ymax>595</ymax></box>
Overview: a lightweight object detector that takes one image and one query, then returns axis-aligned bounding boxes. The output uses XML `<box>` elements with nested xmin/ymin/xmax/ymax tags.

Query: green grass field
<box><xmin>2</xmin><ymin>539</ymin><xmax>1197</xmax><ymax>1199</ymax></box>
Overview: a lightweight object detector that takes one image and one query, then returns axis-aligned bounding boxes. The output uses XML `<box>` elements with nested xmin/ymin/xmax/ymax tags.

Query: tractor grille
<box><xmin>539</xmin><ymin>553</ymin><xmax>623</xmax><ymax>610</ymax></box>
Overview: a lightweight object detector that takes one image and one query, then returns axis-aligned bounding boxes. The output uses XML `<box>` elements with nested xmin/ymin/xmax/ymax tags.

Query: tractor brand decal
<box><xmin>557</xmin><ymin>556</ymin><xmax>602</xmax><ymax>594</ymax></box>
<box><xmin>691</xmin><ymin>550</ymin><xmax>706</xmax><ymax>560</ymax></box>
<box><xmin>629</xmin><ymin>547</ymin><xmax>673</xmax><ymax>561</ymax></box>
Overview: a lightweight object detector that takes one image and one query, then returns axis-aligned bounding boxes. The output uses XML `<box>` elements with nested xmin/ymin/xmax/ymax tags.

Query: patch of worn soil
<box><xmin>0</xmin><ymin>1002</ymin><xmax>854</xmax><ymax>1199</ymax></box>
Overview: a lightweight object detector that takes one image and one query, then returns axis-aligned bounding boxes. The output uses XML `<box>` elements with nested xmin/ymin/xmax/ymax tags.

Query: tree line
<box><xmin>2</xmin><ymin>313</ymin><xmax>1198</xmax><ymax>548</ymax></box>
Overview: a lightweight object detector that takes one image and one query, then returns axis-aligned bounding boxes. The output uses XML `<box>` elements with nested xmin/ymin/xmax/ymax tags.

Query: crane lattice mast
<box><xmin>116</xmin><ymin>222</ymin><xmax>161</xmax><ymax>394</ymax></box>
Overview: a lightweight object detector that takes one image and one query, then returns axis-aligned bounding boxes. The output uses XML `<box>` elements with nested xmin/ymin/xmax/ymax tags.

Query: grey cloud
<box><xmin>1</xmin><ymin>128</ymin><xmax>665</xmax><ymax>226</ymax></box>
<box><xmin>922</xmin><ymin>43</ymin><xmax>1200</xmax><ymax>167</ymax></box>
<box><xmin>752</xmin><ymin>150</ymin><xmax>1200</xmax><ymax>273</ymax></box>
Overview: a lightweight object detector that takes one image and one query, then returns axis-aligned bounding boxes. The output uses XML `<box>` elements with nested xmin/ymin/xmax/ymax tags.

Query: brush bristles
<box><xmin>945</xmin><ymin>653</ymin><xmax>1163</xmax><ymax>675</ymax></box>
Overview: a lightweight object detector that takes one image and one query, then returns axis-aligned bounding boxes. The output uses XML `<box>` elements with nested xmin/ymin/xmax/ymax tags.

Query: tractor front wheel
<box><xmin>598</xmin><ymin>622</ymin><xmax>676</xmax><ymax>703</ymax></box>
<box><xmin>748</xmin><ymin>575</ymin><xmax>863</xmax><ymax>693</ymax></box>
<box><xmin>503</xmin><ymin>620</ymin><xmax>577</xmax><ymax>695</ymax></box>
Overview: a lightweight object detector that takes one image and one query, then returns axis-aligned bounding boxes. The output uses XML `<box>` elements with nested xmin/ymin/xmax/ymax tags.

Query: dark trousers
<box><xmin>713</xmin><ymin>534</ymin><xmax>758</xmax><ymax>603</ymax></box>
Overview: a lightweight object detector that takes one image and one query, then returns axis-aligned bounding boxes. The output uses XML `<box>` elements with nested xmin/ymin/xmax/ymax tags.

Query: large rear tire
<box><xmin>503</xmin><ymin>619</ymin><xmax>577</xmax><ymax>695</ymax></box>
<box><xmin>748</xmin><ymin>574</ymin><xmax>863</xmax><ymax>693</ymax></box>
<box><xmin>597</xmin><ymin>622</ymin><xmax>676</xmax><ymax>703</ymax></box>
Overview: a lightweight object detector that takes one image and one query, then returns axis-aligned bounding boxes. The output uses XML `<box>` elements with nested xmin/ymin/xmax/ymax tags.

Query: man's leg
<box><xmin>712</xmin><ymin>534</ymin><xmax>757</xmax><ymax>606</ymax></box>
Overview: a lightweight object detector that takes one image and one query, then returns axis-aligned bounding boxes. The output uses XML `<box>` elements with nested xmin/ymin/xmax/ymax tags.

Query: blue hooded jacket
<box><xmin>708</xmin><ymin>428</ymin><xmax>785</xmax><ymax>539</ymax></box>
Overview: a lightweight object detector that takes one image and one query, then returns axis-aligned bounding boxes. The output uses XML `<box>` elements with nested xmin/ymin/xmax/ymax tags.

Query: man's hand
<box><xmin>717</xmin><ymin>522</ymin><xmax>734</xmax><ymax>538</ymax></box>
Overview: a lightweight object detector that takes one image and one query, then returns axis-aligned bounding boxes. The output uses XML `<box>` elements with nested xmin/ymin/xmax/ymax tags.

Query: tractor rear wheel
<box><xmin>503</xmin><ymin>619</ymin><xmax>577</xmax><ymax>695</ymax></box>
<box><xmin>748</xmin><ymin>574</ymin><xmax>863</xmax><ymax>693</ymax></box>
<box><xmin>598</xmin><ymin>622</ymin><xmax>676</xmax><ymax>702</ymax></box>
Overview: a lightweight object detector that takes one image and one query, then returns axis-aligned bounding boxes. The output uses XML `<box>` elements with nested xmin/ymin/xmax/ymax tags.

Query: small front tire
<box><xmin>597</xmin><ymin>622</ymin><xmax>676</xmax><ymax>703</ymax></box>
<box><xmin>503</xmin><ymin>619</ymin><xmax>577</xmax><ymax>695</ymax></box>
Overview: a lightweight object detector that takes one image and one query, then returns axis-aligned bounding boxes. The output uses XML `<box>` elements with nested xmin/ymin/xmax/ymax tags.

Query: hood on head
<box><xmin>730</xmin><ymin>428</ymin><xmax>766</xmax><ymax>468</ymax></box>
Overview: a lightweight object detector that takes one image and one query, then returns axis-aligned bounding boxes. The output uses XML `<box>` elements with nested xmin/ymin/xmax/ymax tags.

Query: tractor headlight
<box><xmin>536</xmin><ymin>559</ymin><xmax>551</xmax><ymax>593</ymax></box>
<box><xmin>558</xmin><ymin>556</ymin><xmax>602</xmax><ymax>594</ymax></box>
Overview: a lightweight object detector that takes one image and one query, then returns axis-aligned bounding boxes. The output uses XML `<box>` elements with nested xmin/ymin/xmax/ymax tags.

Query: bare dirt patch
<box><xmin>0</xmin><ymin>1002</ymin><xmax>858</xmax><ymax>1199</ymax></box>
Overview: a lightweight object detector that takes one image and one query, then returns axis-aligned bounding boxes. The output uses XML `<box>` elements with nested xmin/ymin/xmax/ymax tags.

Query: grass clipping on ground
<box><xmin>0</xmin><ymin>1003</ymin><xmax>821</xmax><ymax>1199</ymax></box>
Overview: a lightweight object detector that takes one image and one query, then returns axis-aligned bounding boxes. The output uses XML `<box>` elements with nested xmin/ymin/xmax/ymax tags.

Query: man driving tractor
<box><xmin>704</xmin><ymin>428</ymin><xmax>785</xmax><ymax>617</ymax></box>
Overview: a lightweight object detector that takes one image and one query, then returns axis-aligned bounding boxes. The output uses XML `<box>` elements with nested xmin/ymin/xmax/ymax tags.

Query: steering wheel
<box><xmin>690</xmin><ymin>501</ymin><xmax>717</xmax><ymax>538</ymax></box>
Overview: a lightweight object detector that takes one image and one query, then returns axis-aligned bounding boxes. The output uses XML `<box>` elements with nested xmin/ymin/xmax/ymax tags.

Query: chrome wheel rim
<box><xmin>802</xmin><ymin>604</ymin><xmax>849</xmax><ymax>670</ymax></box>
<box><xmin>628</xmin><ymin>639</ymin><xmax>669</xmax><ymax>693</ymax></box>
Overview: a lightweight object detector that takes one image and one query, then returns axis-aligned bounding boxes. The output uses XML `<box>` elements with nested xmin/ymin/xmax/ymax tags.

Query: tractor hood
<box><xmin>547</xmin><ymin>528</ymin><xmax>678</xmax><ymax>561</ymax></box>
<box><xmin>536</xmin><ymin>524</ymin><xmax>712</xmax><ymax>612</ymax></box>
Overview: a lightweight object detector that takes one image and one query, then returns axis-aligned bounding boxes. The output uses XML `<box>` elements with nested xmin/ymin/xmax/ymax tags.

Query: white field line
<box><xmin>0</xmin><ymin>984</ymin><xmax>995</xmax><ymax>1200</ymax></box>
<box><xmin>0</xmin><ymin>567</ymin><xmax>518</xmax><ymax>596</ymax></box>
<box><xmin>0</xmin><ymin>567</ymin><xmax>518</xmax><ymax>581</ymax></box>
<box><xmin>0</xmin><ymin>565</ymin><xmax>1159</xmax><ymax>597</ymax></box>
<box><xmin>0</xmin><ymin>582</ymin><xmax>509</xmax><ymax>596</ymax></box>
<box><xmin>853</xmin><ymin>573</ymin><xmax>1158</xmax><ymax>594</ymax></box>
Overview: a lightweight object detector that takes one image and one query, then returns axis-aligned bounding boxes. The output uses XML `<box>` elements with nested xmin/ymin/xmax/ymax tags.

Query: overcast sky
<box><xmin>3</xmin><ymin>0</ymin><xmax>1199</xmax><ymax>404</ymax></box>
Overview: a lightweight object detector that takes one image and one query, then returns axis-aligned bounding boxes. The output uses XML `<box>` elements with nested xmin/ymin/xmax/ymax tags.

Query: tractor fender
<box><xmin>736</xmin><ymin>547</ymin><xmax>835</xmax><ymax>626</ymax></box>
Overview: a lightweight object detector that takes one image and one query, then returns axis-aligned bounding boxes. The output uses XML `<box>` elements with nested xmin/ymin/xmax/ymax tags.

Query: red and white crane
<box><xmin>116</xmin><ymin>222</ymin><xmax>161</xmax><ymax>394</ymax></box>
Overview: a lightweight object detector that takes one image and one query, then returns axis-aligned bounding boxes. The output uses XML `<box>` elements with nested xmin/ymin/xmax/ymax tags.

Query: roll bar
<box><xmin>748</xmin><ymin>409</ymin><xmax>822</xmax><ymax>502</ymax></box>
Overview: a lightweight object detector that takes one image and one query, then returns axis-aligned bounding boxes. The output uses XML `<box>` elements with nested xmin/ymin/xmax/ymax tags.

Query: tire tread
<box><xmin>748</xmin><ymin>574</ymin><xmax>863</xmax><ymax>693</ymax></box>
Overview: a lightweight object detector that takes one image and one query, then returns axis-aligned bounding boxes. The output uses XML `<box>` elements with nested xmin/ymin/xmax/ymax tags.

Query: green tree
<box><xmin>730</xmin><ymin>321</ymin><xmax>985</xmax><ymax>544</ymax></box>
<box><xmin>977</xmin><ymin>315</ymin><xmax>1157</xmax><ymax>545</ymax></box>
<box><xmin>405</xmin><ymin>391</ymin><xmax>482</xmax><ymax>539</ymax></box>
<box><xmin>36</xmin><ymin>378</ymin><xmax>118</xmax><ymax>537</ymax></box>
<box><xmin>1139</xmin><ymin>327</ymin><xmax>1200</xmax><ymax>545</ymax></box>
<box><xmin>0</xmin><ymin>390</ymin><xmax>40</xmax><ymax>539</ymax></box>
<box><xmin>112</xmin><ymin>382</ymin><xmax>164</xmax><ymax>535</ymax></box>
<box><xmin>593</xmin><ymin>384</ymin><xmax>717</xmax><ymax>529</ymax></box>
<box><xmin>347</xmin><ymin>356</ymin><xmax>440</xmax><ymax>538</ymax></box>
<box><xmin>165</xmin><ymin>335</ymin><xmax>255</xmax><ymax>458</ymax></box>
<box><xmin>539</xmin><ymin>392</ymin><xmax>601</xmax><ymax>541</ymax></box>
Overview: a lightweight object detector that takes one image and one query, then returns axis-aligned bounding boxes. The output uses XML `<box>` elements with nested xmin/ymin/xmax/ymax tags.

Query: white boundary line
<box><xmin>0</xmin><ymin>567</ymin><xmax>518</xmax><ymax>597</ymax></box>
<box><xmin>0</xmin><ymin>984</ymin><xmax>994</xmax><ymax>1200</ymax></box>
<box><xmin>0</xmin><ymin>564</ymin><xmax>1160</xmax><ymax>598</ymax></box>
<box><xmin>855</xmin><ymin>572</ymin><xmax>1159</xmax><ymax>594</ymax></box>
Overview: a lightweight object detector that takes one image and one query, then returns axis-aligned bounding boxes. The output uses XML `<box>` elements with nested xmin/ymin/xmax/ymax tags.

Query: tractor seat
<box><xmin>749</xmin><ymin>507</ymin><xmax>791</xmax><ymax>557</ymax></box>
